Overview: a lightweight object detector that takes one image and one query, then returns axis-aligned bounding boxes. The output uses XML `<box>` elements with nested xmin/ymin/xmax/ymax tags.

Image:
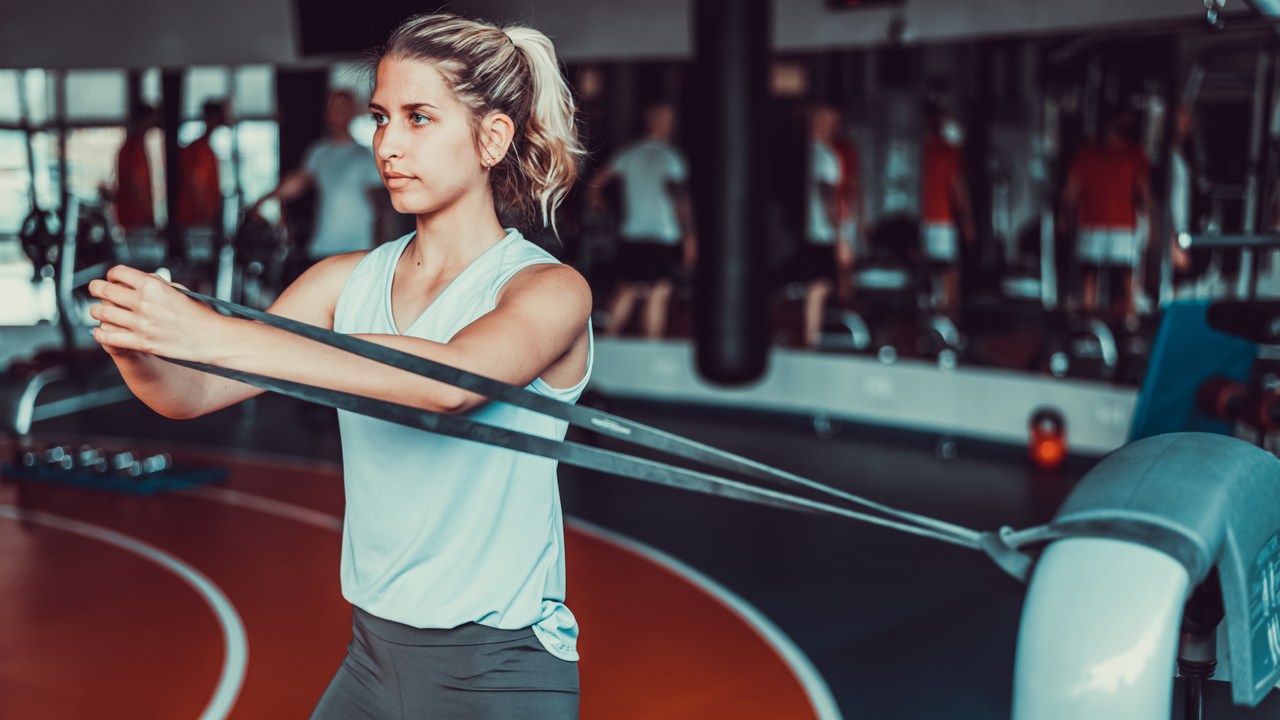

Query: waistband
<box><xmin>353</xmin><ymin>606</ymin><xmax>537</xmax><ymax>647</ymax></box>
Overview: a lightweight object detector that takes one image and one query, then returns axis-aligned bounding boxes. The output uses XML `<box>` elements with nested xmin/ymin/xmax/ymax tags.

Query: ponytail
<box><xmin>379</xmin><ymin>14</ymin><xmax>585</xmax><ymax>238</ymax></box>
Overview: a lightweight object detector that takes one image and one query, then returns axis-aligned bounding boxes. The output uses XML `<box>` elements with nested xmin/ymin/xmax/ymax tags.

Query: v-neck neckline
<box><xmin>384</xmin><ymin>230</ymin><xmax>517</xmax><ymax>337</ymax></box>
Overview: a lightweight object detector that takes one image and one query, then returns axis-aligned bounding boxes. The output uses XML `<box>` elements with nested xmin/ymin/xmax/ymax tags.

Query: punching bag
<box><xmin>690</xmin><ymin>0</ymin><xmax>770</xmax><ymax>385</ymax></box>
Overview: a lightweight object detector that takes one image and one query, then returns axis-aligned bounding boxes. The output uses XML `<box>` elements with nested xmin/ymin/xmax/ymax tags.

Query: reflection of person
<box><xmin>589</xmin><ymin>103</ymin><xmax>695</xmax><ymax>339</ymax></box>
<box><xmin>832</xmin><ymin>134</ymin><xmax>864</xmax><ymax>266</ymax></box>
<box><xmin>90</xmin><ymin>12</ymin><xmax>590</xmax><ymax>718</ymax></box>
<box><xmin>252</xmin><ymin>89</ymin><xmax>385</xmax><ymax>261</ymax></box>
<box><xmin>801</xmin><ymin>105</ymin><xmax>853</xmax><ymax>348</ymax></box>
<box><xmin>176</xmin><ymin>100</ymin><xmax>227</xmax><ymax>230</ymax></box>
<box><xmin>1061</xmin><ymin>107</ymin><xmax>1152</xmax><ymax>319</ymax></box>
<box><xmin>921</xmin><ymin>104</ymin><xmax>974</xmax><ymax>317</ymax></box>
<box><xmin>114</xmin><ymin>104</ymin><xmax>157</xmax><ymax>232</ymax></box>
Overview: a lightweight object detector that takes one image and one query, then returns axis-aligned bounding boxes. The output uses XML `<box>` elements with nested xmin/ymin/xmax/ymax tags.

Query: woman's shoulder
<box><xmin>498</xmin><ymin>261</ymin><xmax>592</xmax><ymax>320</ymax></box>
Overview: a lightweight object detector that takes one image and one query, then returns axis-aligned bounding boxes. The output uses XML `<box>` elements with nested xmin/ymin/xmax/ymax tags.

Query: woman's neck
<box><xmin>409</xmin><ymin>189</ymin><xmax>509</xmax><ymax>273</ymax></box>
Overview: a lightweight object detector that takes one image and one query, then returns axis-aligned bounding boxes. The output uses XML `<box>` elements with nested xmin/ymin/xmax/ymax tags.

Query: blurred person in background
<box><xmin>832</xmin><ymin>125</ymin><xmax>864</xmax><ymax>288</ymax></box>
<box><xmin>1060</xmin><ymin>106</ymin><xmax>1152</xmax><ymax>321</ymax></box>
<box><xmin>590</xmin><ymin>103</ymin><xmax>695</xmax><ymax>339</ymax></box>
<box><xmin>251</xmin><ymin>88</ymin><xmax>385</xmax><ymax>265</ymax></box>
<box><xmin>114</xmin><ymin>103</ymin><xmax>159</xmax><ymax>261</ymax></box>
<box><xmin>801</xmin><ymin>104</ymin><xmax>853</xmax><ymax>348</ymax></box>
<box><xmin>176</xmin><ymin>100</ymin><xmax>228</xmax><ymax>269</ymax></box>
<box><xmin>921</xmin><ymin>102</ymin><xmax>974</xmax><ymax>318</ymax></box>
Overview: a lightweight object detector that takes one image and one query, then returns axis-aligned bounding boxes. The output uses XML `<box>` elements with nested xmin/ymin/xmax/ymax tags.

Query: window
<box><xmin>236</xmin><ymin>120</ymin><xmax>279</xmax><ymax>208</ymax></box>
<box><xmin>65</xmin><ymin>70</ymin><xmax>127</xmax><ymax>123</ymax></box>
<box><xmin>0</xmin><ymin>65</ymin><xmax>281</xmax><ymax>239</ymax></box>
<box><xmin>0</xmin><ymin>130</ymin><xmax>31</xmax><ymax>234</ymax></box>
<box><xmin>0</xmin><ymin>71</ymin><xmax>21</xmax><ymax>124</ymax></box>
<box><xmin>22</xmin><ymin>70</ymin><xmax>55</xmax><ymax>126</ymax></box>
<box><xmin>66</xmin><ymin>126</ymin><xmax>126</xmax><ymax>202</ymax></box>
<box><xmin>184</xmin><ymin>67</ymin><xmax>231</xmax><ymax>121</ymax></box>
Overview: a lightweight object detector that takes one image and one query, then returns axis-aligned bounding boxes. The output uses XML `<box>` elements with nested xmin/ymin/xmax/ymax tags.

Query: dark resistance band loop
<box><xmin>169</xmin><ymin>288</ymin><xmax>989</xmax><ymax>549</ymax></box>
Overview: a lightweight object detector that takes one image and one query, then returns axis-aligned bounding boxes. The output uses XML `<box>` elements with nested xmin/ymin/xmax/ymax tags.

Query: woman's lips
<box><xmin>384</xmin><ymin>175</ymin><xmax>415</xmax><ymax>190</ymax></box>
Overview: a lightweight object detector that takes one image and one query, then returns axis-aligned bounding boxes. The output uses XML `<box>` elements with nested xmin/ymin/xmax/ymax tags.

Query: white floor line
<box><xmin>0</xmin><ymin>504</ymin><xmax>248</xmax><ymax>720</ymax></box>
<box><xmin>180</xmin><ymin>485</ymin><xmax>842</xmax><ymax>720</ymax></box>
<box><xmin>567</xmin><ymin>517</ymin><xmax>844</xmax><ymax>720</ymax></box>
<box><xmin>182</xmin><ymin>486</ymin><xmax>344</xmax><ymax>532</ymax></box>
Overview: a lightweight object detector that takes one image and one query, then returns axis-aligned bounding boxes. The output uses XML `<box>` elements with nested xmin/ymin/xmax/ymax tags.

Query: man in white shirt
<box><xmin>252</xmin><ymin>89</ymin><xmax>386</xmax><ymax>261</ymax></box>
<box><xmin>589</xmin><ymin>104</ymin><xmax>696</xmax><ymax>339</ymax></box>
<box><xmin>801</xmin><ymin>105</ymin><xmax>853</xmax><ymax>348</ymax></box>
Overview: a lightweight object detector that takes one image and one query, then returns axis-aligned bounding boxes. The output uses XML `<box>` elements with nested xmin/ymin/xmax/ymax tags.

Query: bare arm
<box><xmin>88</xmin><ymin>254</ymin><xmax>364</xmax><ymax>418</ymax></box>
<box><xmin>668</xmin><ymin>181</ymin><xmax>698</xmax><ymax>267</ymax></box>
<box><xmin>586</xmin><ymin>167</ymin><xmax>616</xmax><ymax>209</ymax></box>
<box><xmin>250</xmin><ymin>168</ymin><xmax>314</xmax><ymax>218</ymax></box>
<box><xmin>89</xmin><ymin>261</ymin><xmax>591</xmax><ymax>419</ymax></box>
<box><xmin>1136</xmin><ymin>175</ymin><xmax>1154</xmax><ymax>246</ymax></box>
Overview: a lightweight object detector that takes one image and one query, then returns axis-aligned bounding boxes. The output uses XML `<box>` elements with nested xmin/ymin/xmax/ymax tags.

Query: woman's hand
<box><xmin>94</xmin><ymin>298</ymin><xmax>135</xmax><ymax>359</ymax></box>
<box><xmin>88</xmin><ymin>266</ymin><xmax>225</xmax><ymax>363</ymax></box>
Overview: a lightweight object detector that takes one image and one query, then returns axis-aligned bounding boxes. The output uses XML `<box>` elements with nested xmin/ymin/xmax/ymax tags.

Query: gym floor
<box><xmin>7</xmin><ymin>394</ymin><xmax>1280</xmax><ymax>718</ymax></box>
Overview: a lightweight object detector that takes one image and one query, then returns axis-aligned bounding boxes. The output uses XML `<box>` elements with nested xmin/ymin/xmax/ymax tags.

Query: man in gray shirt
<box><xmin>252</xmin><ymin>89</ymin><xmax>385</xmax><ymax>261</ymax></box>
<box><xmin>589</xmin><ymin>104</ymin><xmax>696</xmax><ymax>339</ymax></box>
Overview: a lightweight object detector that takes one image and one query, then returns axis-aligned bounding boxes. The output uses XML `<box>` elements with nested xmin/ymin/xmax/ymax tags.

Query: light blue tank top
<box><xmin>332</xmin><ymin>229</ymin><xmax>592</xmax><ymax>661</ymax></box>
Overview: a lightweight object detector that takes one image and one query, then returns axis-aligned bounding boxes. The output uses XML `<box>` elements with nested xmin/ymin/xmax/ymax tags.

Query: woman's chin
<box><xmin>389</xmin><ymin>197</ymin><xmax>433</xmax><ymax>216</ymax></box>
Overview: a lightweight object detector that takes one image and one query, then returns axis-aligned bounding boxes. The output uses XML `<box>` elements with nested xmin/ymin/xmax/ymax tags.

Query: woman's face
<box><xmin>370</xmin><ymin>57</ymin><xmax>489</xmax><ymax>216</ymax></box>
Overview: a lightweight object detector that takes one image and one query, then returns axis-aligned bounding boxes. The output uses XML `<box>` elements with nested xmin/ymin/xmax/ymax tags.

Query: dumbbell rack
<box><xmin>4</xmin><ymin>444</ymin><xmax>227</xmax><ymax>496</ymax></box>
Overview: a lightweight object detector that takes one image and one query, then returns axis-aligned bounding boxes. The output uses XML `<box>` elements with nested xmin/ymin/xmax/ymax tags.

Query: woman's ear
<box><xmin>480</xmin><ymin>111</ymin><xmax>515</xmax><ymax>168</ymax></box>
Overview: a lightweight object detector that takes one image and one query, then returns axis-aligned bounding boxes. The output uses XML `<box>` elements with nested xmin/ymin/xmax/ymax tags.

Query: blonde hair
<box><xmin>379</xmin><ymin>13</ymin><xmax>584</xmax><ymax>237</ymax></box>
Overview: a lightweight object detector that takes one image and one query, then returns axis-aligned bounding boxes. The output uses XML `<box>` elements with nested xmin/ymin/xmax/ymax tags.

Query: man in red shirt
<box><xmin>175</xmin><ymin>101</ymin><xmax>228</xmax><ymax>269</ymax></box>
<box><xmin>114</xmin><ymin>104</ymin><xmax>157</xmax><ymax>232</ymax></box>
<box><xmin>920</xmin><ymin>104</ymin><xmax>974</xmax><ymax>317</ymax></box>
<box><xmin>1061</xmin><ymin>107</ymin><xmax>1152</xmax><ymax>319</ymax></box>
<box><xmin>177</xmin><ymin>101</ymin><xmax>227</xmax><ymax>230</ymax></box>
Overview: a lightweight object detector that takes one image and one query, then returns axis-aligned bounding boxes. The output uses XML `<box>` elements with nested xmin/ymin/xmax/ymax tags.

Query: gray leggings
<box><xmin>310</xmin><ymin>607</ymin><xmax>579</xmax><ymax>720</ymax></box>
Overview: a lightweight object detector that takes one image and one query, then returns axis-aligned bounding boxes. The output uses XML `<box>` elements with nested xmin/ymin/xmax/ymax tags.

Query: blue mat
<box><xmin>2</xmin><ymin>463</ymin><xmax>227</xmax><ymax>496</ymax></box>
<box><xmin>1129</xmin><ymin>300</ymin><xmax>1257</xmax><ymax>442</ymax></box>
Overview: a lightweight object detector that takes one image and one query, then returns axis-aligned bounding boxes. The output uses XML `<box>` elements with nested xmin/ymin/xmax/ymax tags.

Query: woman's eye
<box><xmin>371</xmin><ymin>113</ymin><xmax>387</xmax><ymax>126</ymax></box>
<box><xmin>410</xmin><ymin>112</ymin><xmax>431</xmax><ymax>126</ymax></box>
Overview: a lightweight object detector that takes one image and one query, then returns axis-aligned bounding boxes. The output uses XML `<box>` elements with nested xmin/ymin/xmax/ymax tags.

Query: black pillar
<box><xmin>161</xmin><ymin>69</ymin><xmax>183</xmax><ymax>253</ymax></box>
<box><xmin>690</xmin><ymin>0</ymin><xmax>770</xmax><ymax>385</ymax></box>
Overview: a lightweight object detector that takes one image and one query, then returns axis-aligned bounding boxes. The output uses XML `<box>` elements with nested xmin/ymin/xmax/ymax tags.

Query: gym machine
<box><xmin>1014</xmin><ymin>286</ymin><xmax>1280</xmax><ymax>719</ymax></box>
<box><xmin>5</xmin><ymin>196</ymin><xmax>134</xmax><ymax>437</ymax></box>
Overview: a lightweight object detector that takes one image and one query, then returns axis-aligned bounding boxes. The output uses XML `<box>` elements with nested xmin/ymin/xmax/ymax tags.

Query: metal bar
<box><xmin>17</xmin><ymin>70</ymin><xmax>38</xmax><ymax>210</ymax></box>
<box><xmin>71</xmin><ymin>263</ymin><xmax>108</xmax><ymax>289</ymax></box>
<box><xmin>55</xmin><ymin>195</ymin><xmax>79</xmax><ymax>352</ymax></box>
<box><xmin>30</xmin><ymin>385</ymin><xmax>135</xmax><ymax>424</ymax></box>
<box><xmin>54</xmin><ymin>69</ymin><xmax>67</xmax><ymax>217</ymax></box>
<box><xmin>1241</xmin><ymin>48</ymin><xmax>1271</xmax><ymax>299</ymax></box>
<box><xmin>1186</xmin><ymin>234</ymin><xmax>1280</xmax><ymax>249</ymax></box>
<box><xmin>1041</xmin><ymin>208</ymin><xmax>1057</xmax><ymax>309</ymax></box>
<box><xmin>11</xmin><ymin>367</ymin><xmax>68</xmax><ymax>435</ymax></box>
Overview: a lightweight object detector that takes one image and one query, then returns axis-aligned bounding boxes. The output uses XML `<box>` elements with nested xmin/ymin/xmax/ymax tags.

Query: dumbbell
<box><xmin>37</xmin><ymin>445</ymin><xmax>75</xmax><ymax>470</ymax></box>
<box><xmin>1196</xmin><ymin>376</ymin><xmax>1280</xmax><ymax>431</ymax></box>
<box><xmin>75</xmin><ymin>446</ymin><xmax>108</xmax><ymax>473</ymax></box>
<box><xmin>121</xmin><ymin>453</ymin><xmax>172</xmax><ymax>478</ymax></box>
<box><xmin>108</xmin><ymin>452</ymin><xmax>137</xmax><ymax>474</ymax></box>
<box><xmin>1196</xmin><ymin>376</ymin><xmax>1246</xmax><ymax>423</ymax></box>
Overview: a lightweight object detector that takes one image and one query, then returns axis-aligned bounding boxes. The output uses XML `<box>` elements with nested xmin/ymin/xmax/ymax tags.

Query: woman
<box><xmin>88</xmin><ymin>13</ymin><xmax>591</xmax><ymax>719</ymax></box>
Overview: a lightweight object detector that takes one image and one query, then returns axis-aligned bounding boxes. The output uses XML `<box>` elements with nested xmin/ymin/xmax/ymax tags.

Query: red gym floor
<box><xmin>0</xmin><ymin>440</ymin><xmax>829</xmax><ymax>720</ymax></box>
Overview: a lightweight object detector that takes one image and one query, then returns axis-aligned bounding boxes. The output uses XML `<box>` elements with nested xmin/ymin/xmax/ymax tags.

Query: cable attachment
<box><xmin>979</xmin><ymin>526</ymin><xmax>1038</xmax><ymax>583</ymax></box>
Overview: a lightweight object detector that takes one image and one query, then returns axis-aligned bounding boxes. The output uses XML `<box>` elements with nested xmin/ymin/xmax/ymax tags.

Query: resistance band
<box><xmin>167</xmin><ymin>288</ymin><xmax>1048</xmax><ymax>559</ymax></box>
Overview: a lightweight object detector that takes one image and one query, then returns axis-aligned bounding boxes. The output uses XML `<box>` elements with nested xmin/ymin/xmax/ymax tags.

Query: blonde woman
<box><xmin>88</xmin><ymin>13</ymin><xmax>591</xmax><ymax>718</ymax></box>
